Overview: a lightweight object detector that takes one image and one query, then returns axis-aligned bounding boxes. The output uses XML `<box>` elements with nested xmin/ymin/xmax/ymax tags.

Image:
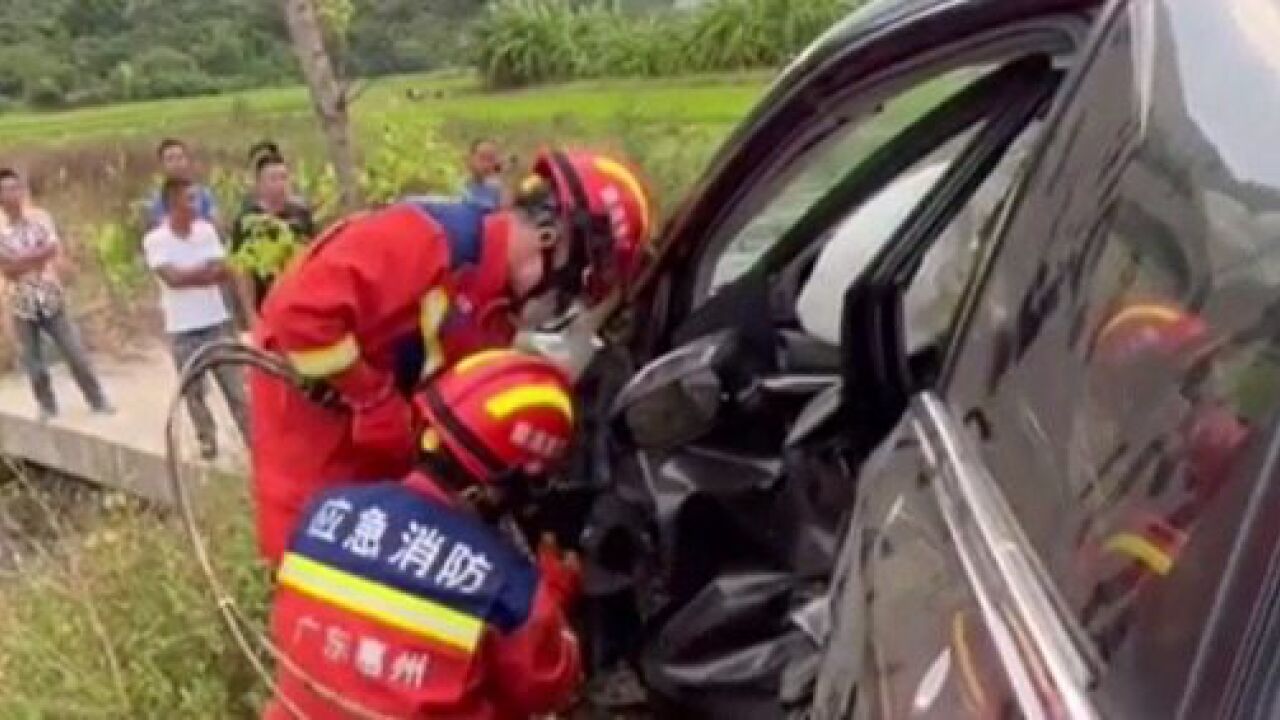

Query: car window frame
<box><xmin>829</xmin><ymin>54</ymin><xmax>1062</xmax><ymax>459</ymax></box>
<box><xmin>679</xmin><ymin>17</ymin><xmax>1088</xmax><ymax>314</ymax></box>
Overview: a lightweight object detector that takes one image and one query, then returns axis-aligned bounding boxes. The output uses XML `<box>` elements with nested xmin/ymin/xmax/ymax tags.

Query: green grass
<box><xmin>0</xmin><ymin>71</ymin><xmax>771</xmax><ymax>148</ymax></box>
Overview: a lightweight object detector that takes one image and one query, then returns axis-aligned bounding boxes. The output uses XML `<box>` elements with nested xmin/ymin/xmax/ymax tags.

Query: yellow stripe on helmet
<box><xmin>1097</xmin><ymin>303</ymin><xmax>1185</xmax><ymax>344</ymax></box>
<box><xmin>485</xmin><ymin>384</ymin><xmax>574</xmax><ymax>421</ymax></box>
<box><xmin>1104</xmin><ymin>531</ymin><xmax>1174</xmax><ymax>575</ymax></box>
<box><xmin>278</xmin><ymin>553</ymin><xmax>483</xmax><ymax>652</ymax></box>
<box><xmin>594</xmin><ymin>157</ymin><xmax>652</xmax><ymax>241</ymax></box>
<box><xmin>288</xmin><ymin>335</ymin><xmax>360</xmax><ymax>378</ymax></box>
<box><xmin>455</xmin><ymin>349</ymin><xmax>518</xmax><ymax>375</ymax></box>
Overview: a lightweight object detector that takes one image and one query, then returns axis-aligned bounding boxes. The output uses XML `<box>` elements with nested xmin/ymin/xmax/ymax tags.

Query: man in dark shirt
<box><xmin>230</xmin><ymin>145</ymin><xmax>316</xmax><ymax>322</ymax></box>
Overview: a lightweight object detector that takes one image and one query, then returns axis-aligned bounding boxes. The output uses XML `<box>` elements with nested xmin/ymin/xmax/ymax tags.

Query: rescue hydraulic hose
<box><xmin>164</xmin><ymin>339</ymin><xmax>399</xmax><ymax>720</ymax></box>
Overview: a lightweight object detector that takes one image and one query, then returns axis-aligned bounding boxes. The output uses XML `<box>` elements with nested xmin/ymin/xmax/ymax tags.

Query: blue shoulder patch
<box><xmin>290</xmin><ymin>483</ymin><xmax>537</xmax><ymax>633</ymax></box>
<box><xmin>403</xmin><ymin>199</ymin><xmax>487</xmax><ymax>269</ymax></box>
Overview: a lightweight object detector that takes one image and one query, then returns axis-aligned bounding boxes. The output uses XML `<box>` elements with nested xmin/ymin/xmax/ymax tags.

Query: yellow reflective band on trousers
<box><xmin>288</xmin><ymin>335</ymin><xmax>360</xmax><ymax>378</ymax></box>
<box><xmin>420</xmin><ymin>288</ymin><xmax>451</xmax><ymax>379</ymax></box>
<box><xmin>278</xmin><ymin>553</ymin><xmax>483</xmax><ymax>652</ymax></box>
<box><xmin>485</xmin><ymin>385</ymin><xmax>574</xmax><ymax>421</ymax></box>
<box><xmin>1104</xmin><ymin>532</ymin><xmax>1174</xmax><ymax>576</ymax></box>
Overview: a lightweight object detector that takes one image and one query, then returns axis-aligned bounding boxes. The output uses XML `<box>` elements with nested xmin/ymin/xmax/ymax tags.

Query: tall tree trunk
<box><xmin>281</xmin><ymin>0</ymin><xmax>361</xmax><ymax>211</ymax></box>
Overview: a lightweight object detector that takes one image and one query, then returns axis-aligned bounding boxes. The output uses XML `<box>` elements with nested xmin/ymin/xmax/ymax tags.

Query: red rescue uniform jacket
<box><xmin>251</xmin><ymin>201</ymin><xmax>517</xmax><ymax>565</ymax></box>
<box><xmin>264</xmin><ymin>472</ymin><xmax>581</xmax><ymax>720</ymax></box>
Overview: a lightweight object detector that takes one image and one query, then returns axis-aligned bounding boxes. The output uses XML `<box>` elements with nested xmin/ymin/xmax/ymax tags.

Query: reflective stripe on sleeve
<box><xmin>287</xmin><ymin>335</ymin><xmax>360</xmax><ymax>378</ymax></box>
<box><xmin>420</xmin><ymin>288</ymin><xmax>451</xmax><ymax>379</ymax></box>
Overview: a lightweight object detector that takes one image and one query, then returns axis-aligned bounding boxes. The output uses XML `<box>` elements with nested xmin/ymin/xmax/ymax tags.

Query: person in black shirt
<box><xmin>230</xmin><ymin>142</ymin><xmax>316</xmax><ymax>325</ymax></box>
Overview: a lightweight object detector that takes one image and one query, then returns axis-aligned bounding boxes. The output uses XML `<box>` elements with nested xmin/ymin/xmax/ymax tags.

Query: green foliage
<box><xmin>0</xmin><ymin>71</ymin><xmax>765</xmax><ymax>146</ymax></box>
<box><xmin>229</xmin><ymin>215</ymin><xmax>306</xmax><ymax>282</ymax></box>
<box><xmin>0</xmin><ymin>1</ymin><xmax>488</xmax><ymax>110</ymax></box>
<box><xmin>360</xmin><ymin>109</ymin><xmax>463</xmax><ymax>205</ymax></box>
<box><xmin>132</xmin><ymin>46</ymin><xmax>220</xmax><ymax>100</ymax></box>
<box><xmin>89</xmin><ymin>217</ymin><xmax>147</xmax><ymax>293</ymax></box>
<box><xmin>608</xmin><ymin>111</ymin><xmax>729</xmax><ymax>212</ymax></box>
<box><xmin>0</xmin><ymin>475</ymin><xmax>270</xmax><ymax>717</ymax></box>
<box><xmin>316</xmin><ymin>0</ymin><xmax>356</xmax><ymax>40</ymax></box>
<box><xmin>472</xmin><ymin>0</ymin><xmax>862</xmax><ymax>88</ymax></box>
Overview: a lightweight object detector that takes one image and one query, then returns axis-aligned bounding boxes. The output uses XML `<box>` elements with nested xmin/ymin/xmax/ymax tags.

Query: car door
<box><xmin>816</xmin><ymin>0</ymin><xmax>1280</xmax><ymax>716</ymax></box>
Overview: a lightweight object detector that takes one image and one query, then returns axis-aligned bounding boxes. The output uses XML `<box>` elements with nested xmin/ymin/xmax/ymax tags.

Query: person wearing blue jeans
<box><xmin>0</xmin><ymin>168</ymin><xmax>112</xmax><ymax>421</ymax></box>
<box><xmin>169</xmin><ymin>321</ymin><xmax>249</xmax><ymax>456</ymax></box>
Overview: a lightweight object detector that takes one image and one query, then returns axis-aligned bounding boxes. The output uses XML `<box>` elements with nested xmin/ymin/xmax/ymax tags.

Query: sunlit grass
<box><xmin>0</xmin><ymin>71</ymin><xmax>771</xmax><ymax>148</ymax></box>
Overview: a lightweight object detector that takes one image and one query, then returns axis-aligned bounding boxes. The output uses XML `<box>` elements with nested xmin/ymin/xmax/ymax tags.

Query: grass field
<box><xmin>0</xmin><ymin>71</ymin><xmax>771</xmax><ymax>148</ymax></box>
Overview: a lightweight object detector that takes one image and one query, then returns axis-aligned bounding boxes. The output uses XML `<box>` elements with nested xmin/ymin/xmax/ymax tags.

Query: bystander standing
<box><xmin>0</xmin><ymin>168</ymin><xmax>113</xmax><ymax>422</ymax></box>
<box><xmin>146</xmin><ymin>138</ymin><xmax>220</xmax><ymax>229</ymax></box>
<box><xmin>461</xmin><ymin>138</ymin><xmax>509</xmax><ymax>211</ymax></box>
<box><xmin>143</xmin><ymin>177</ymin><xmax>248</xmax><ymax>460</ymax></box>
<box><xmin>229</xmin><ymin>141</ymin><xmax>316</xmax><ymax>326</ymax></box>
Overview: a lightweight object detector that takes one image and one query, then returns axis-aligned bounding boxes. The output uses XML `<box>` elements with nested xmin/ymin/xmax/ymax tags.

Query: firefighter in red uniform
<box><xmin>252</xmin><ymin>149</ymin><xmax>653</xmax><ymax>564</ymax></box>
<box><xmin>265</xmin><ymin>350</ymin><xmax>584</xmax><ymax>720</ymax></box>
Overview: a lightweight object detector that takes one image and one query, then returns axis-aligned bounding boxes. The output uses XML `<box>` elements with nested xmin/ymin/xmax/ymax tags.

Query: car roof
<box><xmin>772</xmin><ymin>0</ymin><xmax>1101</xmax><ymax>97</ymax></box>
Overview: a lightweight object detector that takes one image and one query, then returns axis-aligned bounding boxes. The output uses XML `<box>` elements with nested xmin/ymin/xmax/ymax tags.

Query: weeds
<box><xmin>472</xmin><ymin>0</ymin><xmax>863</xmax><ymax>88</ymax></box>
<box><xmin>0</xmin><ymin>463</ymin><xmax>269</xmax><ymax>718</ymax></box>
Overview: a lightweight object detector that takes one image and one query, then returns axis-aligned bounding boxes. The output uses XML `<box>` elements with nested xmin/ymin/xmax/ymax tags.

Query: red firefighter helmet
<box><xmin>415</xmin><ymin>350</ymin><xmax>576</xmax><ymax>482</ymax></box>
<box><xmin>522</xmin><ymin>149</ymin><xmax>654</xmax><ymax>306</ymax></box>
<box><xmin>1093</xmin><ymin>301</ymin><xmax>1211</xmax><ymax>365</ymax></box>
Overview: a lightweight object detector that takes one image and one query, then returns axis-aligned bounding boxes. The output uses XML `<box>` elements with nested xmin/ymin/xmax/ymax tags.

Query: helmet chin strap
<box><xmin>516</xmin><ymin>227</ymin><xmax>581</xmax><ymax>316</ymax></box>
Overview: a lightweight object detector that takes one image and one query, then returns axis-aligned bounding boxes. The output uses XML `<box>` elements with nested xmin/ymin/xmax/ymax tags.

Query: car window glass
<box><xmin>795</xmin><ymin>122</ymin><xmax>1038</xmax><ymax>351</ymax></box>
<box><xmin>944</xmin><ymin>2</ymin><xmax>1280</xmax><ymax>708</ymax></box>
<box><xmin>704</xmin><ymin>68</ymin><xmax>983</xmax><ymax>297</ymax></box>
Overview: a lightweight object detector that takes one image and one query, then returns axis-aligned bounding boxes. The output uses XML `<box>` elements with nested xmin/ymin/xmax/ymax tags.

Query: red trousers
<box><xmin>249</xmin><ymin>369</ymin><xmax>415</xmax><ymax>566</ymax></box>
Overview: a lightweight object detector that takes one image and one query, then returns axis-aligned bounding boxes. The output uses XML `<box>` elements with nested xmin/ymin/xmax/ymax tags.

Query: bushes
<box><xmin>0</xmin><ymin>468</ymin><xmax>270</xmax><ymax>717</ymax></box>
<box><xmin>472</xmin><ymin>0</ymin><xmax>863</xmax><ymax>88</ymax></box>
<box><xmin>360</xmin><ymin>107</ymin><xmax>463</xmax><ymax>206</ymax></box>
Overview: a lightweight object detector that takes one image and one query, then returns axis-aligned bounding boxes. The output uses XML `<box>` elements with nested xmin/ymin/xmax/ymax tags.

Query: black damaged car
<box><xmin>556</xmin><ymin>0</ymin><xmax>1280</xmax><ymax>717</ymax></box>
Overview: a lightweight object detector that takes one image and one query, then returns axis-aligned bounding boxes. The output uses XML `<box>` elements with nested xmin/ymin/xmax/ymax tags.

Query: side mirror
<box><xmin>611</xmin><ymin>331</ymin><xmax>737</xmax><ymax>451</ymax></box>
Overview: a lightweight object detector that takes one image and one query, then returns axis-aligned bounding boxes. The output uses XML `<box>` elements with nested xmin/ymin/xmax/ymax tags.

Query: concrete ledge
<box><xmin>0</xmin><ymin>344</ymin><xmax>248</xmax><ymax>501</ymax></box>
<box><xmin>0</xmin><ymin>411</ymin><xmax>179</xmax><ymax>503</ymax></box>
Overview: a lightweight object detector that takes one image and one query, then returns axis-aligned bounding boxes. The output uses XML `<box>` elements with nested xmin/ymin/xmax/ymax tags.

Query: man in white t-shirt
<box><xmin>144</xmin><ymin>177</ymin><xmax>248</xmax><ymax>460</ymax></box>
